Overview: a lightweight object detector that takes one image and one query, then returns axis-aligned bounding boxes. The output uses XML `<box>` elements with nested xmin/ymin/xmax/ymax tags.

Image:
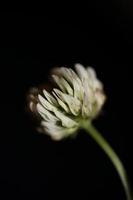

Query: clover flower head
<box><xmin>29</xmin><ymin>64</ymin><xmax>106</xmax><ymax>140</ymax></box>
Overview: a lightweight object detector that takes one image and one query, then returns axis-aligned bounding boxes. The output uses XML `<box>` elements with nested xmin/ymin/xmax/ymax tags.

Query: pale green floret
<box><xmin>43</xmin><ymin>89</ymin><xmax>58</xmax><ymax>106</ymax></box>
<box><xmin>53</xmin><ymin>110</ymin><xmax>78</xmax><ymax>128</ymax></box>
<box><xmin>61</xmin><ymin>67</ymin><xmax>84</xmax><ymax>101</ymax></box>
<box><xmin>52</xmin><ymin>91</ymin><xmax>70</xmax><ymax>113</ymax></box>
<box><xmin>52</xmin><ymin>75</ymin><xmax>73</xmax><ymax>96</ymax></box>
<box><xmin>38</xmin><ymin>94</ymin><xmax>57</xmax><ymax>112</ymax></box>
<box><xmin>37</xmin><ymin>103</ymin><xmax>59</xmax><ymax>123</ymax></box>
<box><xmin>75</xmin><ymin>64</ymin><xmax>95</xmax><ymax>117</ymax></box>
<box><xmin>53</xmin><ymin>89</ymin><xmax>81</xmax><ymax>116</ymax></box>
<box><xmin>41</xmin><ymin>121</ymin><xmax>78</xmax><ymax>140</ymax></box>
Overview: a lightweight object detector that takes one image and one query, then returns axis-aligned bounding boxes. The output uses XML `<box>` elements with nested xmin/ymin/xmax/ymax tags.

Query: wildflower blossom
<box><xmin>28</xmin><ymin>64</ymin><xmax>132</xmax><ymax>200</ymax></box>
<box><xmin>29</xmin><ymin>63</ymin><xmax>106</xmax><ymax>140</ymax></box>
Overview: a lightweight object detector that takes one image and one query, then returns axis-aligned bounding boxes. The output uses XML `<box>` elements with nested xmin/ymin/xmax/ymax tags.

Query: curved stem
<box><xmin>81</xmin><ymin>122</ymin><xmax>132</xmax><ymax>200</ymax></box>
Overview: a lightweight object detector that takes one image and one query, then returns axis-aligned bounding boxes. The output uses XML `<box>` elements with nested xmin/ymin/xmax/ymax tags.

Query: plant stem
<box><xmin>82</xmin><ymin>122</ymin><xmax>132</xmax><ymax>200</ymax></box>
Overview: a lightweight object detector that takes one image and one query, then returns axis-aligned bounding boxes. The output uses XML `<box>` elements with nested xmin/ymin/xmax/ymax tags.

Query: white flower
<box><xmin>29</xmin><ymin>63</ymin><xmax>106</xmax><ymax>140</ymax></box>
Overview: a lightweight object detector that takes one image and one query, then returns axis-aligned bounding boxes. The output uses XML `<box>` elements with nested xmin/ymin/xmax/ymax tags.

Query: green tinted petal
<box><xmin>52</xmin><ymin>91</ymin><xmax>70</xmax><ymax>113</ymax></box>
<box><xmin>43</xmin><ymin>89</ymin><xmax>58</xmax><ymax>105</ymax></box>
<box><xmin>38</xmin><ymin>94</ymin><xmax>57</xmax><ymax>112</ymax></box>
<box><xmin>52</xmin><ymin>75</ymin><xmax>73</xmax><ymax>95</ymax></box>
<box><xmin>54</xmin><ymin>109</ymin><xmax>78</xmax><ymax>128</ymax></box>
<box><xmin>53</xmin><ymin>89</ymin><xmax>81</xmax><ymax>116</ymax></box>
<box><xmin>87</xmin><ymin>67</ymin><xmax>103</xmax><ymax>90</ymax></box>
<box><xmin>41</xmin><ymin>121</ymin><xmax>77</xmax><ymax>140</ymax></box>
<box><xmin>69</xmin><ymin>68</ymin><xmax>84</xmax><ymax>100</ymax></box>
<box><xmin>61</xmin><ymin>67</ymin><xmax>83</xmax><ymax>100</ymax></box>
<box><xmin>60</xmin><ymin>77</ymin><xmax>73</xmax><ymax>95</ymax></box>
<box><xmin>52</xmin><ymin>75</ymin><xmax>66</xmax><ymax>92</ymax></box>
<box><xmin>75</xmin><ymin>64</ymin><xmax>94</xmax><ymax>117</ymax></box>
<box><xmin>87</xmin><ymin>67</ymin><xmax>97</xmax><ymax>80</ymax></box>
<box><xmin>37</xmin><ymin>103</ymin><xmax>59</xmax><ymax>122</ymax></box>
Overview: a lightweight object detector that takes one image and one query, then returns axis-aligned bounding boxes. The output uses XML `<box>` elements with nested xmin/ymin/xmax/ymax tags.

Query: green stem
<box><xmin>81</xmin><ymin>122</ymin><xmax>132</xmax><ymax>200</ymax></box>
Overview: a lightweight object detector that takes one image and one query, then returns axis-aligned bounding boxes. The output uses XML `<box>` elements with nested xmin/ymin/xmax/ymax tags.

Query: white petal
<box><xmin>52</xmin><ymin>91</ymin><xmax>70</xmax><ymax>113</ymax></box>
<box><xmin>75</xmin><ymin>64</ymin><xmax>94</xmax><ymax>117</ymax></box>
<box><xmin>41</xmin><ymin>121</ymin><xmax>66</xmax><ymax>140</ymax></box>
<box><xmin>75</xmin><ymin>64</ymin><xmax>93</xmax><ymax>97</ymax></box>
<box><xmin>76</xmin><ymin>64</ymin><xmax>101</xmax><ymax>90</ymax></box>
<box><xmin>52</xmin><ymin>75</ymin><xmax>73</xmax><ymax>95</ymax></box>
<box><xmin>38</xmin><ymin>94</ymin><xmax>57</xmax><ymax>112</ymax></box>
<box><xmin>43</xmin><ymin>89</ymin><xmax>58</xmax><ymax>106</ymax></box>
<box><xmin>54</xmin><ymin>109</ymin><xmax>78</xmax><ymax>128</ymax></box>
<box><xmin>29</xmin><ymin>102</ymin><xmax>34</xmax><ymax>112</ymax></box>
<box><xmin>81</xmin><ymin>80</ymin><xmax>93</xmax><ymax>117</ymax></box>
<box><xmin>87</xmin><ymin>67</ymin><xmax>97</xmax><ymax>80</ymax></box>
<box><xmin>69</xmin><ymin>68</ymin><xmax>84</xmax><ymax>100</ymax></box>
<box><xmin>60</xmin><ymin>67</ymin><xmax>74</xmax><ymax>84</ymax></box>
<box><xmin>53</xmin><ymin>89</ymin><xmax>81</xmax><ymax>115</ymax></box>
<box><xmin>60</xmin><ymin>77</ymin><xmax>73</xmax><ymax>95</ymax></box>
<box><xmin>61</xmin><ymin>67</ymin><xmax>83</xmax><ymax>100</ymax></box>
<box><xmin>41</xmin><ymin>121</ymin><xmax>77</xmax><ymax>140</ymax></box>
<box><xmin>37</xmin><ymin>103</ymin><xmax>58</xmax><ymax>122</ymax></box>
<box><xmin>87</xmin><ymin>67</ymin><xmax>103</xmax><ymax>90</ymax></box>
<box><xmin>52</xmin><ymin>75</ymin><xmax>66</xmax><ymax>92</ymax></box>
<box><xmin>95</xmin><ymin>91</ymin><xmax>106</xmax><ymax>110</ymax></box>
<box><xmin>75</xmin><ymin>63</ymin><xmax>89</xmax><ymax>81</ymax></box>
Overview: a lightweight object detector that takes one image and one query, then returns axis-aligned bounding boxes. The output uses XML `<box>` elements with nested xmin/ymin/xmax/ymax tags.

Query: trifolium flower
<box><xmin>29</xmin><ymin>64</ymin><xmax>106</xmax><ymax>140</ymax></box>
<box><xmin>28</xmin><ymin>65</ymin><xmax>132</xmax><ymax>200</ymax></box>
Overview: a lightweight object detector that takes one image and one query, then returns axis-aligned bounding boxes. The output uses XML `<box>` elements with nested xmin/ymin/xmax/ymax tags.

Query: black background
<box><xmin>1</xmin><ymin>2</ymin><xmax>133</xmax><ymax>199</ymax></box>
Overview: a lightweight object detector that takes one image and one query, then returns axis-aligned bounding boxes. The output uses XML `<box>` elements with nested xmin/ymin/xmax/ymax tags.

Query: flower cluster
<box><xmin>29</xmin><ymin>64</ymin><xmax>106</xmax><ymax>140</ymax></box>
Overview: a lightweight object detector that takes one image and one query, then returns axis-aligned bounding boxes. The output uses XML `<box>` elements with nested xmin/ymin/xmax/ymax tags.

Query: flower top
<box><xmin>29</xmin><ymin>63</ymin><xmax>106</xmax><ymax>140</ymax></box>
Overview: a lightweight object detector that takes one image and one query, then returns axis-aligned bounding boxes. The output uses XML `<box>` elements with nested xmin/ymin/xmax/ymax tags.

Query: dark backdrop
<box><xmin>1</xmin><ymin>3</ymin><xmax>133</xmax><ymax>200</ymax></box>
